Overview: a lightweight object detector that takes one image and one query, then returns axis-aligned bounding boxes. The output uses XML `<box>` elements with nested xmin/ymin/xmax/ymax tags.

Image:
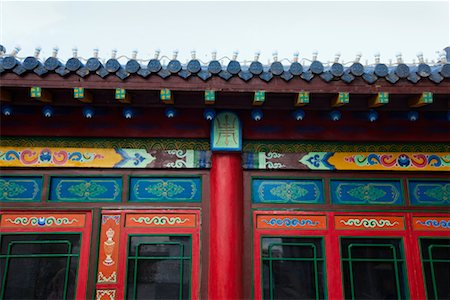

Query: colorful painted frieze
<box><xmin>413</xmin><ymin>217</ymin><xmax>450</xmax><ymax>230</ymax></box>
<box><xmin>97</xmin><ymin>215</ymin><xmax>121</xmax><ymax>285</ymax></box>
<box><xmin>0</xmin><ymin>176</ymin><xmax>42</xmax><ymax>201</ymax></box>
<box><xmin>333</xmin><ymin>152</ymin><xmax>450</xmax><ymax>171</ymax></box>
<box><xmin>125</xmin><ymin>213</ymin><xmax>197</xmax><ymax>228</ymax></box>
<box><xmin>0</xmin><ymin>213</ymin><xmax>86</xmax><ymax>228</ymax></box>
<box><xmin>0</xmin><ymin>147</ymin><xmax>211</xmax><ymax>169</ymax></box>
<box><xmin>256</xmin><ymin>215</ymin><xmax>327</xmax><ymax>230</ymax></box>
<box><xmin>330</xmin><ymin>179</ymin><xmax>403</xmax><ymax>205</ymax></box>
<box><xmin>49</xmin><ymin>177</ymin><xmax>122</xmax><ymax>202</ymax></box>
<box><xmin>335</xmin><ymin>216</ymin><xmax>405</xmax><ymax>230</ymax></box>
<box><xmin>252</xmin><ymin>178</ymin><xmax>324</xmax><ymax>204</ymax></box>
<box><xmin>245</xmin><ymin>152</ymin><xmax>450</xmax><ymax>171</ymax></box>
<box><xmin>129</xmin><ymin>177</ymin><xmax>201</xmax><ymax>202</ymax></box>
<box><xmin>408</xmin><ymin>180</ymin><xmax>450</xmax><ymax>206</ymax></box>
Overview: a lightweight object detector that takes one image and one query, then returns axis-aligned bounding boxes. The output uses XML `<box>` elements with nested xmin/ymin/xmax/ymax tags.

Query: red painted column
<box><xmin>208</xmin><ymin>153</ymin><xmax>243</xmax><ymax>299</ymax></box>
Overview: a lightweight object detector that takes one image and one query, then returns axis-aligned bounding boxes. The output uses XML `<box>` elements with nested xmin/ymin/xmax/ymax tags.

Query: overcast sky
<box><xmin>1</xmin><ymin>1</ymin><xmax>449</xmax><ymax>65</ymax></box>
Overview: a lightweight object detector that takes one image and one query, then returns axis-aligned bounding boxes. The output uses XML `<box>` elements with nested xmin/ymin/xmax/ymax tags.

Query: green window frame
<box><xmin>126</xmin><ymin>235</ymin><xmax>192</xmax><ymax>300</ymax></box>
<box><xmin>419</xmin><ymin>238</ymin><xmax>450</xmax><ymax>300</ymax></box>
<box><xmin>0</xmin><ymin>234</ymin><xmax>80</xmax><ymax>300</ymax></box>
<box><xmin>261</xmin><ymin>237</ymin><xmax>326</xmax><ymax>300</ymax></box>
<box><xmin>340</xmin><ymin>238</ymin><xmax>408</xmax><ymax>300</ymax></box>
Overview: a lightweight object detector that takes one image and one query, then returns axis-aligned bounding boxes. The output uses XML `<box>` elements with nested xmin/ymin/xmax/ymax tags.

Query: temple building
<box><xmin>0</xmin><ymin>45</ymin><xmax>449</xmax><ymax>300</ymax></box>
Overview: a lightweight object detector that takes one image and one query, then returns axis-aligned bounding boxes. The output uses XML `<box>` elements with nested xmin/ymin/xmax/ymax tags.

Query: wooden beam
<box><xmin>115</xmin><ymin>88</ymin><xmax>131</xmax><ymax>104</ymax></box>
<box><xmin>0</xmin><ymin>89</ymin><xmax>11</xmax><ymax>102</ymax></box>
<box><xmin>253</xmin><ymin>90</ymin><xmax>265</xmax><ymax>106</ymax></box>
<box><xmin>409</xmin><ymin>92</ymin><xmax>433</xmax><ymax>108</ymax></box>
<box><xmin>369</xmin><ymin>92</ymin><xmax>389</xmax><ymax>108</ymax></box>
<box><xmin>205</xmin><ymin>90</ymin><xmax>215</xmax><ymax>105</ymax></box>
<box><xmin>1</xmin><ymin>73</ymin><xmax>448</xmax><ymax>94</ymax></box>
<box><xmin>331</xmin><ymin>92</ymin><xmax>349</xmax><ymax>107</ymax></box>
<box><xmin>295</xmin><ymin>91</ymin><xmax>310</xmax><ymax>107</ymax></box>
<box><xmin>30</xmin><ymin>87</ymin><xmax>52</xmax><ymax>103</ymax></box>
<box><xmin>160</xmin><ymin>88</ymin><xmax>173</xmax><ymax>104</ymax></box>
<box><xmin>73</xmin><ymin>87</ymin><xmax>93</xmax><ymax>103</ymax></box>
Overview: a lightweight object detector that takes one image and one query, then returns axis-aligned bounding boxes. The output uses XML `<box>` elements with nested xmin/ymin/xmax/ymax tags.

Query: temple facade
<box><xmin>0</xmin><ymin>46</ymin><xmax>449</xmax><ymax>300</ymax></box>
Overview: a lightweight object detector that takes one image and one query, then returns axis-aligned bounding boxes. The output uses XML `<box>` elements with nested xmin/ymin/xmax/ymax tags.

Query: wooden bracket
<box><xmin>115</xmin><ymin>88</ymin><xmax>131</xmax><ymax>104</ymax></box>
<box><xmin>160</xmin><ymin>89</ymin><xmax>173</xmax><ymax>104</ymax></box>
<box><xmin>331</xmin><ymin>92</ymin><xmax>349</xmax><ymax>107</ymax></box>
<box><xmin>0</xmin><ymin>89</ymin><xmax>11</xmax><ymax>102</ymax></box>
<box><xmin>30</xmin><ymin>87</ymin><xmax>52</xmax><ymax>103</ymax></box>
<box><xmin>409</xmin><ymin>92</ymin><xmax>433</xmax><ymax>108</ymax></box>
<box><xmin>295</xmin><ymin>92</ymin><xmax>310</xmax><ymax>107</ymax></box>
<box><xmin>73</xmin><ymin>87</ymin><xmax>93</xmax><ymax>103</ymax></box>
<box><xmin>369</xmin><ymin>92</ymin><xmax>389</xmax><ymax>108</ymax></box>
<box><xmin>205</xmin><ymin>90</ymin><xmax>215</xmax><ymax>105</ymax></box>
<box><xmin>253</xmin><ymin>90</ymin><xmax>265</xmax><ymax>106</ymax></box>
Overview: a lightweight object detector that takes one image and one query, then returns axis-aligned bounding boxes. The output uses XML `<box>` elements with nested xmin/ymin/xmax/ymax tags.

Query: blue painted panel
<box><xmin>409</xmin><ymin>180</ymin><xmax>450</xmax><ymax>206</ymax></box>
<box><xmin>0</xmin><ymin>176</ymin><xmax>42</xmax><ymax>202</ymax></box>
<box><xmin>330</xmin><ymin>179</ymin><xmax>403</xmax><ymax>205</ymax></box>
<box><xmin>129</xmin><ymin>177</ymin><xmax>201</xmax><ymax>202</ymax></box>
<box><xmin>252</xmin><ymin>179</ymin><xmax>324</xmax><ymax>204</ymax></box>
<box><xmin>49</xmin><ymin>177</ymin><xmax>122</xmax><ymax>202</ymax></box>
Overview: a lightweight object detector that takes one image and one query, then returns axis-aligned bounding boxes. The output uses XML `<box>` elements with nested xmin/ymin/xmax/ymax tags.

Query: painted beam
<box><xmin>73</xmin><ymin>87</ymin><xmax>93</xmax><ymax>103</ymax></box>
<box><xmin>331</xmin><ymin>92</ymin><xmax>349</xmax><ymax>107</ymax></box>
<box><xmin>160</xmin><ymin>88</ymin><xmax>173</xmax><ymax>104</ymax></box>
<box><xmin>253</xmin><ymin>90</ymin><xmax>265</xmax><ymax>106</ymax></box>
<box><xmin>409</xmin><ymin>92</ymin><xmax>433</xmax><ymax>108</ymax></box>
<box><xmin>0</xmin><ymin>147</ymin><xmax>211</xmax><ymax>169</ymax></box>
<box><xmin>30</xmin><ymin>87</ymin><xmax>52</xmax><ymax>102</ymax></box>
<box><xmin>205</xmin><ymin>90</ymin><xmax>215</xmax><ymax>105</ymax></box>
<box><xmin>295</xmin><ymin>91</ymin><xmax>310</xmax><ymax>106</ymax></box>
<box><xmin>115</xmin><ymin>88</ymin><xmax>130</xmax><ymax>103</ymax></box>
<box><xmin>242</xmin><ymin>152</ymin><xmax>450</xmax><ymax>171</ymax></box>
<box><xmin>0</xmin><ymin>89</ymin><xmax>11</xmax><ymax>102</ymax></box>
<box><xmin>369</xmin><ymin>92</ymin><xmax>389</xmax><ymax>108</ymax></box>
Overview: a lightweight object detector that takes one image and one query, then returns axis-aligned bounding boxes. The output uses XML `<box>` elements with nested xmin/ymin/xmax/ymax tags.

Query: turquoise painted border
<box><xmin>48</xmin><ymin>175</ymin><xmax>123</xmax><ymax>202</ymax></box>
<box><xmin>251</xmin><ymin>176</ymin><xmax>325</xmax><ymax>204</ymax></box>
<box><xmin>0</xmin><ymin>175</ymin><xmax>43</xmax><ymax>202</ymax></box>
<box><xmin>127</xmin><ymin>175</ymin><xmax>202</xmax><ymax>203</ymax></box>
<box><xmin>330</xmin><ymin>178</ymin><xmax>404</xmax><ymax>206</ymax></box>
<box><xmin>407</xmin><ymin>179</ymin><xmax>450</xmax><ymax>207</ymax></box>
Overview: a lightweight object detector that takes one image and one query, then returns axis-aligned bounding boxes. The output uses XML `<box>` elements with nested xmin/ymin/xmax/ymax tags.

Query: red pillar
<box><xmin>208</xmin><ymin>153</ymin><xmax>243</xmax><ymax>299</ymax></box>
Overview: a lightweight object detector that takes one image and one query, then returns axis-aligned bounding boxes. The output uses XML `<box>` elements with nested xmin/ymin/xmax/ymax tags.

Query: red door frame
<box><xmin>100</xmin><ymin>209</ymin><xmax>201</xmax><ymax>300</ymax></box>
<box><xmin>0</xmin><ymin>210</ymin><xmax>92</xmax><ymax>299</ymax></box>
<box><xmin>253</xmin><ymin>211</ymin><xmax>449</xmax><ymax>299</ymax></box>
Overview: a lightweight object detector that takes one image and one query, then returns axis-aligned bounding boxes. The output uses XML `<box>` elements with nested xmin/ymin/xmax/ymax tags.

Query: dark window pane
<box><xmin>262</xmin><ymin>237</ymin><xmax>325</xmax><ymax>300</ymax></box>
<box><xmin>126</xmin><ymin>236</ymin><xmax>192</xmax><ymax>300</ymax></box>
<box><xmin>341</xmin><ymin>238</ymin><xmax>407</xmax><ymax>300</ymax></box>
<box><xmin>0</xmin><ymin>234</ymin><xmax>80</xmax><ymax>300</ymax></box>
<box><xmin>420</xmin><ymin>238</ymin><xmax>450</xmax><ymax>300</ymax></box>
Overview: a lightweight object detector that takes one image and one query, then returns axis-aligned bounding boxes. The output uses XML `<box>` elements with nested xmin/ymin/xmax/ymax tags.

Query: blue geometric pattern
<box><xmin>0</xmin><ymin>176</ymin><xmax>42</xmax><ymax>201</ymax></box>
<box><xmin>331</xmin><ymin>179</ymin><xmax>403</xmax><ymax>205</ymax></box>
<box><xmin>409</xmin><ymin>180</ymin><xmax>450</xmax><ymax>206</ymax></box>
<box><xmin>252</xmin><ymin>179</ymin><xmax>324</xmax><ymax>203</ymax></box>
<box><xmin>129</xmin><ymin>177</ymin><xmax>201</xmax><ymax>202</ymax></box>
<box><xmin>49</xmin><ymin>177</ymin><xmax>122</xmax><ymax>202</ymax></box>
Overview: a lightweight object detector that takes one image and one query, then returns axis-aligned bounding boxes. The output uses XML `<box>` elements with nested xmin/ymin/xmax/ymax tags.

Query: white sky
<box><xmin>1</xmin><ymin>0</ymin><xmax>449</xmax><ymax>65</ymax></box>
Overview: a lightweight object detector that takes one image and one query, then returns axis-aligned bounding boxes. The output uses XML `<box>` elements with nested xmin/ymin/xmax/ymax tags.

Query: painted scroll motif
<box><xmin>413</xmin><ymin>217</ymin><xmax>450</xmax><ymax>230</ymax></box>
<box><xmin>125</xmin><ymin>213</ymin><xmax>197</xmax><ymax>228</ymax></box>
<box><xmin>335</xmin><ymin>216</ymin><xmax>404</xmax><ymax>230</ymax></box>
<box><xmin>1</xmin><ymin>213</ymin><xmax>85</xmax><ymax>228</ymax></box>
<box><xmin>257</xmin><ymin>215</ymin><xmax>327</xmax><ymax>230</ymax></box>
